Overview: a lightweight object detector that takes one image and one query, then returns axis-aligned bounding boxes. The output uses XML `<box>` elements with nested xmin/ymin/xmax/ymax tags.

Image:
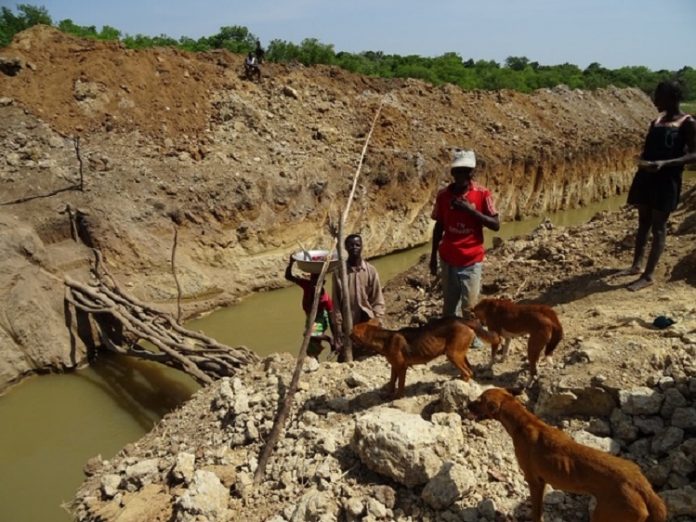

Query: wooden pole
<box><xmin>74</xmin><ymin>136</ymin><xmax>84</xmax><ymax>192</ymax></box>
<box><xmin>171</xmin><ymin>226</ymin><xmax>183</xmax><ymax>323</ymax></box>
<box><xmin>253</xmin><ymin>99</ymin><xmax>385</xmax><ymax>483</ymax></box>
<box><xmin>254</xmin><ymin>248</ymin><xmax>335</xmax><ymax>483</ymax></box>
<box><xmin>335</xmin><ymin>98</ymin><xmax>385</xmax><ymax>362</ymax></box>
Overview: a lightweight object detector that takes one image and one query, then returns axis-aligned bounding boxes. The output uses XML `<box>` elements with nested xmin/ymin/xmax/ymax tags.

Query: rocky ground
<box><xmin>0</xmin><ymin>25</ymin><xmax>655</xmax><ymax>391</ymax></box>
<box><xmin>71</xmin><ymin>182</ymin><xmax>696</xmax><ymax>521</ymax></box>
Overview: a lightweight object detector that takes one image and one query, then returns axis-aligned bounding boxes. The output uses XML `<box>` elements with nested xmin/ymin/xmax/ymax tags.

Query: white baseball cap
<box><xmin>451</xmin><ymin>149</ymin><xmax>476</xmax><ymax>169</ymax></box>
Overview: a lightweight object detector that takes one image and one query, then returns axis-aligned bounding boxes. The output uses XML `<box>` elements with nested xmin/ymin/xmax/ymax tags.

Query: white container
<box><xmin>292</xmin><ymin>249</ymin><xmax>339</xmax><ymax>274</ymax></box>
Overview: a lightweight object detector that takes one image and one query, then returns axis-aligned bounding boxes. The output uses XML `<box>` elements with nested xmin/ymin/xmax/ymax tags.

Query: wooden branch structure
<box><xmin>64</xmin><ymin>251</ymin><xmax>259</xmax><ymax>385</ymax></box>
<box><xmin>74</xmin><ymin>136</ymin><xmax>85</xmax><ymax>192</ymax></box>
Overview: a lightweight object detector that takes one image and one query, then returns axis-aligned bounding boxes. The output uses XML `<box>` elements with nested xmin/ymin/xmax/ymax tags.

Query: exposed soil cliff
<box><xmin>0</xmin><ymin>25</ymin><xmax>656</xmax><ymax>390</ymax></box>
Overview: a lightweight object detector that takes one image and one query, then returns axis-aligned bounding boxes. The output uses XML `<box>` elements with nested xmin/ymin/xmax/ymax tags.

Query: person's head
<box><xmin>345</xmin><ymin>234</ymin><xmax>363</xmax><ymax>261</ymax></box>
<box><xmin>450</xmin><ymin>149</ymin><xmax>476</xmax><ymax>188</ymax></box>
<box><xmin>653</xmin><ymin>80</ymin><xmax>682</xmax><ymax>112</ymax></box>
<box><xmin>247</xmin><ymin>52</ymin><xmax>254</xmax><ymax>59</ymax></box>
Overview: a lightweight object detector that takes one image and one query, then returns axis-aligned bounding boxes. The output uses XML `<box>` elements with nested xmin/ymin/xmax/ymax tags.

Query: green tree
<box><xmin>297</xmin><ymin>38</ymin><xmax>335</xmax><ymax>65</ymax></box>
<box><xmin>0</xmin><ymin>4</ymin><xmax>52</xmax><ymax>46</ymax></box>
<box><xmin>505</xmin><ymin>56</ymin><xmax>529</xmax><ymax>71</ymax></box>
<box><xmin>206</xmin><ymin>25</ymin><xmax>257</xmax><ymax>53</ymax></box>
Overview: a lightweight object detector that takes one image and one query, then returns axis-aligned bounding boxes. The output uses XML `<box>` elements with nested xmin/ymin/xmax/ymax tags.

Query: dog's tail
<box><xmin>643</xmin><ymin>488</ymin><xmax>668</xmax><ymax>522</ymax></box>
<box><xmin>544</xmin><ymin>318</ymin><xmax>563</xmax><ymax>357</ymax></box>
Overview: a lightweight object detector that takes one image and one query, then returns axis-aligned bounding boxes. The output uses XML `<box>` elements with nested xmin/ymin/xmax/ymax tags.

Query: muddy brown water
<box><xmin>0</xmin><ymin>192</ymin><xmax>633</xmax><ymax>521</ymax></box>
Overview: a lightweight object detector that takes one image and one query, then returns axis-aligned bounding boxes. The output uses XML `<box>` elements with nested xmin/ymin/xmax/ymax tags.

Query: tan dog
<box><xmin>472</xmin><ymin>298</ymin><xmax>563</xmax><ymax>384</ymax></box>
<box><xmin>468</xmin><ymin>388</ymin><xmax>667</xmax><ymax>522</ymax></box>
<box><xmin>350</xmin><ymin>318</ymin><xmax>497</xmax><ymax>399</ymax></box>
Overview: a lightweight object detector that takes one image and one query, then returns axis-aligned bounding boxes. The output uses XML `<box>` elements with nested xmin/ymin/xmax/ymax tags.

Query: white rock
<box><xmin>100</xmin><ymin>474</ymin><xmax>122</xmax><ymax>498</ymax></box>
<box><xmin>619</xmin><ymin>387</ymin><xmax>664</xmax><ymax>415</ymax></box>
<box><xmin>352</xmin><ymin>407</ymin><xmax>463</xmax><ymax>486</ymax></box>
<box><xmin>175</xmin><ymin>470</ymin><xmax>230</xmax><ymax>521</ymax></box>
<box><xmin>440</xmin><ymin>379</ymin><xmax>483</xmax><ymax>415</ymax></box>
<box><xmin>421</xmin><ymin>462</ymin><xmax>476</xmax><ymax>509</ymax></box>
<box><xmin>288</xmin><ymin>488</ymin><xmax>338</xmax><ymax>522</ymax></box>
<box><xmin>570</xmin><ymin>430</ymin><xmax>620</xmax><ymax>455</ymax></box>
<box><xmin>170</xmin><ymin>452</ymin><xmax>195</xmax><ymax>484</ymax></box>
<box><xmin>125</xmin><ymin>458</ymin><xmax>160</xmax><ymax>486</ymax></box>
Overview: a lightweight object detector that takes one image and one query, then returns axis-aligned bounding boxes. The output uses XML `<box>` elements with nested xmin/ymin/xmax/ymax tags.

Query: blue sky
<box><xmin>5</xmin><ymin>0</ymin><xmax>696</xmax><ymax>70</ymax></box>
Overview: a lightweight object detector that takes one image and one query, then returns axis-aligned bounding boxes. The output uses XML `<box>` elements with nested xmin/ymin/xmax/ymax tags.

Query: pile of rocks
<box><xmin>71</xmin><ymin>337</ymin><xmax>696</xmax><ymax>522</ymax></box>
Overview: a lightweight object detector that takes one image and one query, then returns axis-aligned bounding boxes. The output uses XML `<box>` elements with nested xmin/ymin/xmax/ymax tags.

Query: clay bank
<box><xmin>0</xmin><ymin>25</ymin><xmax>655</xmax><ymax>391</ymax></box>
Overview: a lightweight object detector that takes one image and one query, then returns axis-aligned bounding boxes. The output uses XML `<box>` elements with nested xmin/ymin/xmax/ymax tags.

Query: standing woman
<box><xmin>623</xmin><ymin>80</ymin><xmax>696</xmax><ymax>291</ymax></box>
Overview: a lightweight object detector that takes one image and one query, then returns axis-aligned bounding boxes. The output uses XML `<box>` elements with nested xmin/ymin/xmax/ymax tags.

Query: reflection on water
<box><xmin>0</xmin><ymin>189</ymin><xmax>633</xmax><ymax>522</ymax></box>
<box><xmin>0</xmin><ymin>355</ymin><xmax>198</xmax><ymax>522</ymax></box>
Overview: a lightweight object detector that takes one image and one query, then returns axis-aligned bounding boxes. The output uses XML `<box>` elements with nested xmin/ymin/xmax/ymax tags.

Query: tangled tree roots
<box><xmin>64</xmin><ymin>252</ymin><xmax>259</xmax><ymax>384</ymax></box>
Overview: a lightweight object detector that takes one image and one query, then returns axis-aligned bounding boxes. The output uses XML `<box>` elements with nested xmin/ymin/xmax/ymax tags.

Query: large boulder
<box><xmin>351</xmin><ymin>408</ymin><xmax>463</xmax><ymax>487</ymax></box>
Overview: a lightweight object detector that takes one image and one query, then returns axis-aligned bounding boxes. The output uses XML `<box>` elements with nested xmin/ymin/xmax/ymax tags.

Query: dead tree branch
<box><xmin>171</xmin><ymin>226</ymin><xmax>183</xmax><ymax>323</ymax></box>
<box><xmin>74</xmin><ymin>136</ymin><xmax>84</xmax><ymax>192</ymax></box>
<box><xmin>64</xmin><ymin>251</ymin><xmax>259</xmax><ymax>384</ymax></box>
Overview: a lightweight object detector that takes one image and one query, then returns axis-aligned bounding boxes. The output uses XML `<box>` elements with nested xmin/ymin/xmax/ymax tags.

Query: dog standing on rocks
<box><xmin>468</xmin><ymin>388</ymin><xmax>667</xmax><ymax>522</ymax></box>
<box><xmin>350</xmin><ymin>318</ymin><xmax>498</xmax><ymax>399</ymax></box>
<box><xmin>472</xmin><ymin>298</ymin><xmax>563</xmax><ymax>385</ymax></box>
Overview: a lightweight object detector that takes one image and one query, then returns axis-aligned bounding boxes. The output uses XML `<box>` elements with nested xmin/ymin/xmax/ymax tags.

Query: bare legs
<box><xmin>626</xmin><ymin>205</ymin><xmax>670</xmax><ymax>291</ymax></box>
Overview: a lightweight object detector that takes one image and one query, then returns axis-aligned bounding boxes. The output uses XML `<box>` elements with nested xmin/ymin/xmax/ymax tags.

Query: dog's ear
<box><xmin>485</xmin><ymin>399</ymin><xmax>501</xmax><ymax>418</ymax></box>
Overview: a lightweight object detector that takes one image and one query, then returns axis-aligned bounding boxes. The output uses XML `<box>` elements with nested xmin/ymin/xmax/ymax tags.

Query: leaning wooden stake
<box><xmin>254</xmin><ymin>99</ymin><xmax>385</xmax><ymax>483</ymax></box>
<box><xmin>74</xmin><ymin>136</ymin><xmax>84</xmax><ymax>192</ymax></box>
<box><xmin>171</xmin><ymin>226</ymin><xmax>183</xmax><ymax>323</ymax></box>
<box><xmin>335</xmin><ymin>98</ymin><xmax>385</xmax><ymax>362</ymax></box>
<box><xmin>254</xmin><ymin>249</ymin><xmax>335</xmax><ymax>484</ymax></box>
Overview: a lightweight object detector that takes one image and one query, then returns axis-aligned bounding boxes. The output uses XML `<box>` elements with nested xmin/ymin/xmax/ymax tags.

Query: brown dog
<box><xmin>350</xmin><ymin>318</ymin><xmax>497</xmax><ymax>399</ymax></box>
<box><xmin>472</xmin><ymin>298</ymin><xmax>563</xmax><ymax>384</ymax></box>
<box><xmin>468</xmin><ymin>388</ymin><xmax>667</xmax><ymax>522</ymax></box>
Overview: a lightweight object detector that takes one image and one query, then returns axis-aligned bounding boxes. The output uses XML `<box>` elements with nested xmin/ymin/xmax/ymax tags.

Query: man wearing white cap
<box><xmin>430</xmin><ymin>149</ymin><xmax>500</xmax><ymax>317</ymax></box>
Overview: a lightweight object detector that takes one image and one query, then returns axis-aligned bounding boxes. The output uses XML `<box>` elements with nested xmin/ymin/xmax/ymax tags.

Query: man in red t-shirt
<box><xmin>429</xmin><ymin>149</ymin><xmax>500</xmax><ymax>317</ymax></box>
<box><xmin>285</xmin><ymin>255</ymin><xmax>338</xmax><ymax>358</ymax></box>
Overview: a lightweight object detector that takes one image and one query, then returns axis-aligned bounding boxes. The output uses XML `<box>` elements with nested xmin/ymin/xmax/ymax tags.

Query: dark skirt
<box><xmin>627</xmin><ymin>169</ymin><xmax>682</xmax><ymax>213</ymax></box>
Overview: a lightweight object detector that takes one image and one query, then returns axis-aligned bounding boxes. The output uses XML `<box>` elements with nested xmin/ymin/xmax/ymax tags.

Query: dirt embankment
<box><xmin>0</xmin><ymin>25</ymin><xmax>656</xmax><ymax>390</ymax></box>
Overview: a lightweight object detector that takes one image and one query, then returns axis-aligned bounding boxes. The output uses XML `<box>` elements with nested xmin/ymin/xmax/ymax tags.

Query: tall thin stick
<box><xmin>254</xmin><ymin>99</ymin><xmax>385</xmax><ymax>483</ymax></box>
<box><xmin>74</xmin><ymin>136</ymin><xmax>84</xmax><ymax>192</ymax></box>
<box><xmin>171</xmin><ymin>226</ymin><xmax>183</xmax><ymax>323</ymax></box>
<box><xmin>336</xmin><ymin>98</ymin><xmax>385</xmax><ymax>362</ymax></box>
<box><xmin>254</xmin><ymin>246</ymin><xmax>336</xmax><ymax>483</ymax></box>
